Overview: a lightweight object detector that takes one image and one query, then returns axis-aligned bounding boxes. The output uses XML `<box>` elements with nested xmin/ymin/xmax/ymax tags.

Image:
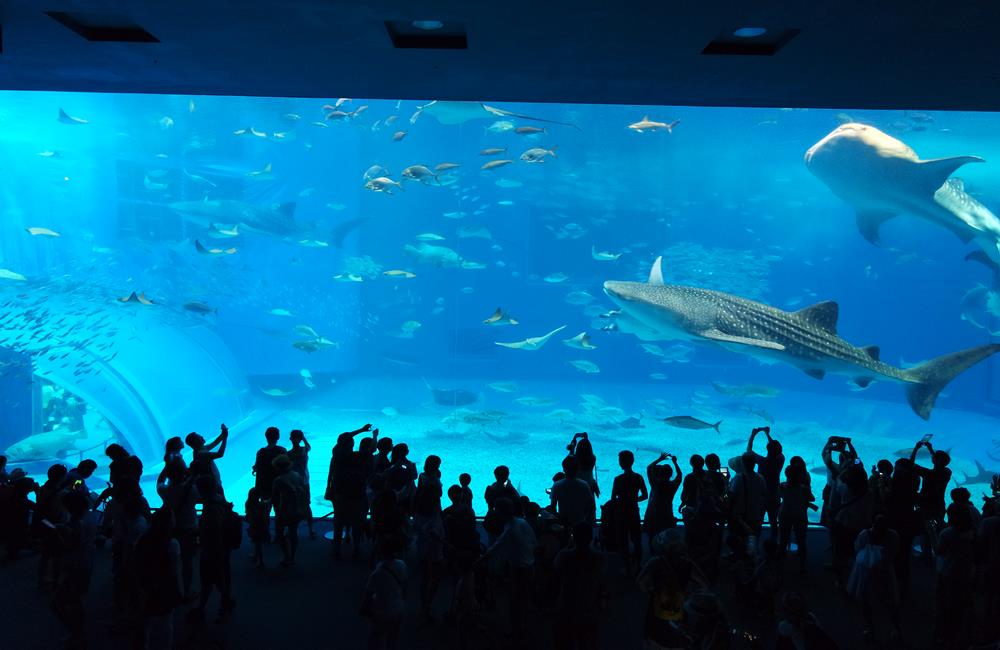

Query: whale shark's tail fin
<box><xmin>903</xmin><ymin>344</ymin><xmax>1000</xmax><ymax>419</ymax></box>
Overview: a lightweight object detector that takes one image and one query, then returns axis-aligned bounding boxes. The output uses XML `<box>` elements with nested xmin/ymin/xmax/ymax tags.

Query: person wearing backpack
<box><xmin>271</xmin><ymin>454</ymin><xmax>307</xmax><ymax>568</ymax></box>
<box><xmin>847</xmin><ymin>514</ymin><xmax>900</xmax><ymax>644</ymax></box>
<box><xmin>191</xmin><ymin>475</ymin><xmax>235</xmax><ymax>624</ymax></box>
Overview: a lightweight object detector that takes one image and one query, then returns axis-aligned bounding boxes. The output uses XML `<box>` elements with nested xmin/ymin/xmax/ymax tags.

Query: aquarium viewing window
<box><xmin>1</xmin><ymin>91</ymin><xmax>999</xmax><ymax>517</ymax></box>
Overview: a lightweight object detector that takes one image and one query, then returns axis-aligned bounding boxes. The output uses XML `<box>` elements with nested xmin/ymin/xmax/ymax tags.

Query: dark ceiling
<box><xmin>1</xmin><ymin>1</ymin><xmax>997</xmax><ymax>110</ymax></box>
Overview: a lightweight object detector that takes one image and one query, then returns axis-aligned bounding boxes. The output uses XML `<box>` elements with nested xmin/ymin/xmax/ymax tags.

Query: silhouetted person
<box><xmin>637</xmin><ymin>537</ymin><xmax>699</xmax><ymax>649</ymax></box>
<box><xmin>272</xmin><ymin>454</ymin><xmax>306</xmax><ymax>567</ymax></box>
<box><xmin>728</xmin><ymin>451</ymin><xmax>766</xmax><ymax>558</ymax></box>
<box><xmin>0</xmin><ymin>454</ymin><xmax>7</xmax><ymax>484</ymax></box>
<box><xmin>61</xmin><ymin>459</ymin><xmax>98</xmax><ymax>506</ymax></box>
<box><xmin>252</xmin><ymin>426</ymin><xmax>286</xmax><ymax>522</ymax></box>
<box><xmin>414</xmin><ymin>455</ymin><xmax>445</xmax><ymax>621</ymax></box>
<box><xmin>612</xmin><ymin>450</ymin><xmax>648</xmax><ymax>568</ymax></box>
<box><xmin>935</xmin><ymin>502</ymin><xmax>976</xmax><ymax>647</ymax></box>
<box><xmin>50</xmin><ymin>490</ymin><xmax>96</xmax><ymax>650</ymax></box>
<box><xmin>747</xmin><ymin>426</ymin><xmax>784</xmax><ymax>535</ymax></box>
<box><xmin>132</xmin><ymin>508</ymin><xmax>182</xmax><ymax>650</ymax></box>
<box><xmin>162</xmin><ymin>436</ymin><xmax>186</xmax><ymax>471</ymax></box>
<box><xmin>192</xmin><ymin>475</ymin><xmax>235</xmax><ymax>623</ymax></box>
<box><xmin>869</xmin><ymin>459</ymin><xmax>894</xmax><ymax>515</ymax></box>
<box><xmin>156</xmin><ymin>461</ymin><xmax>198</xmax><ymax>596</ymax></box>
<box><xmin>831</xmin><ymin>460</ymin><xmax>874</xmax><ymax>587</ymax></box>
<box><xmin>645</xmin><ymin>452</ymin><xmax>682</xmax><ymax>549</ymax></box>
<box><xmin>886</xmin><ymin>457</ymin><xmax>920</xmax><ymax>593</ymax></box>
<box><xmin>567</xmin><ymin>432</ymin><xmax>599</xmax><ymax>497</ymax></box>
<box><xmin>775</xmin><ymin>590</ymin><xmax>837</xmax><ymax>650</ymax></box>
<box><xmin>287</xmin><ymin>429</ymin><xmax>314</xmax><ymax>538</ymax></box>
<box><xmin>553</xmin><ymin>522</ymin><xmax>606</xmax><ymax>650</ymax></box>
<box><xmin>35</xmin><ymin>463</ymin><xmax>69</xmax><ymax>590</ymax></box>
<box><xmin>458</xmin><ymin>472</ymin><xmax>474</xmax><ymax>510</ymax></box>
<box><xmin>484</xmin><ymin>465</ymin><xmax>520</xmax><ymax>540</ymax></box>
<box><xmin>979</xmin><ymin>488</ymin><xmax>1000</xmax><ymax>642</ymax></box>
<box><xmin>372</xmin><ymin>435</ymin><xmax>394</xmax><ymax>477</ymax></box>
<box><xmin>847</xmin><ymin>514</ymin><xmax>900</xmax><ymax>643</ymax></box>
<box><xmin>551</xmin><ymin>455</ymin><xmax>595</xmax><ymax>527</ymax></box>
<box><xmin>185</xmin><ymin>424</ymin><xmax>229</xmax><ymax>496</ymax></box>
<box><xmin>778</xmin><ymin>465</ymin><xmax>815</xmax><ymax>576</ymax></box>
<box><xmin>245</xmin><ymin>486</ymin><xmax>270</xmax><ymax>568</ymax></box>
<box><xmin>910</xmin><ymin>440</ymin><xmax>952</xmax><ymax>560</ymax></box>
<box><xmin>361</xmin><ymin>538</ymin><xmax>407</xmax><ymax>650</ymax></box>
<box><xmin>482</xmin><ymin>497</ymin><xmax>537</xmax><ymax>647</ymax></box>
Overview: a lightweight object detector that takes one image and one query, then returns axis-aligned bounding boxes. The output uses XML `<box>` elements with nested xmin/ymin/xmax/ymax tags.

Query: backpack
<box><xmin>274</xmin><ymin>473</ymin><xmax>308</xmax><ymax>521</ymax></box>
<box><xmin>223</xmin><ymin>504</ymin><xmax>243</xmax><ymax>550</ymax></box>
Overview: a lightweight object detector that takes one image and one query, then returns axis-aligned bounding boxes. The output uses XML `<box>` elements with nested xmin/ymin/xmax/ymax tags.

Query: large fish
<box><xmin>424</xmin><ymin>379</ymin><xmax>479</xmax><ymax>407</ymax></box>
<box><xmin>4</xmin><ymin>428</ymin><xmax>90</xmax><ymax>461</ymax></box>
<box><xmin>805</xmin><ymin>123</ymin><xmax>1000</xmax><ymax>270</ymax></box>
<box><xmin>169</xmin><ymin>199</ymin><xmax>300</xmax><ymax>238</ymax></box>
<box><xmin>411</xmin><ymin>100</ymin><xmax>579</xmax><ymax>129</ymax></box>
<box><xmin>604</xmin><ymin>257</ymin><xmax>1000</xmax><ymax>420</ymax></box>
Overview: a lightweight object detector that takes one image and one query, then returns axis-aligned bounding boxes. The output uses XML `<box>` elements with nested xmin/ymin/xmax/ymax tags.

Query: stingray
<box><xmin>424</xmin><ymin>379</ymin><xmax>479</xmax><ymax>406</ymax></box>
<box><xmin>413</xmin><ymin>101</ymin><xmax>580</xmax><ymax>130</ymax></box>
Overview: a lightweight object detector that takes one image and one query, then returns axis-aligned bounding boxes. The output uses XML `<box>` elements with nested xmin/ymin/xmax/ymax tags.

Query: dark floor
<box><xmin>1</xmin><ymin>523</ymin><xmax>946</xmax><ymax>649</ymax></box>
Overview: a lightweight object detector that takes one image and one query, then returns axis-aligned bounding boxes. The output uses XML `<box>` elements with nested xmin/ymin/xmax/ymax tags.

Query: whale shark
<box><xmin>805</xmin><ymin>123</ymin><xmax>1000</xmax><ymax>271</ymax></box>
<box><xmin>603</xmin><ymin>257</ymin><xmax>1000</xmax><ymax>419</ymax></box>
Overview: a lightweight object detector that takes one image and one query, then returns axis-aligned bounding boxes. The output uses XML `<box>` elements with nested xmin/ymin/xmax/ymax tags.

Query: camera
<box><xmin>828</xmin><ymin>436</ymin><xmax>850</xmax><ymax>452</ymax></box>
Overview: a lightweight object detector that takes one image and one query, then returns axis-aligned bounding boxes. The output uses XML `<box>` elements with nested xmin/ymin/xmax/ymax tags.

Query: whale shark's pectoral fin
<box><xmin>856</xmin><ymin>210</ymin><xmax>897</xmax><ymax>245</ymax></box>
<box><xmin>916</xmin><ymin>156</ymin><xmax>985</xmax><ymax>192</ymax></box>
<box><xmin>804</xmin><ymin>369</ymin><xmax>826</xmax><ymax>380</ymax></box>
<box><xmin>965</xmin><ymin>250</ymin><xmax>1000</xmax><ymax>275</ymax></box>
<box><xmin>853</xmin><ymin>377</ymin><xmax>874</xmax><ymax>389</ymax></box>
<box><xmin>700</xmin><ymin>329</ymin><xmax>785</xmax><ymax>351</ymax></box>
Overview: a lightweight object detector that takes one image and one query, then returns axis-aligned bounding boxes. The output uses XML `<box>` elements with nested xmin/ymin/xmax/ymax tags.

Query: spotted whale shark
<box><xmin>805</xmin><ymin>122</ymin><xmax>1000</xmax><ymax>271</ymax></box>
<box><xmin>603</xmin><ymin>257</ymin><xmax>1000</xmax><ymax>420</ymax></box>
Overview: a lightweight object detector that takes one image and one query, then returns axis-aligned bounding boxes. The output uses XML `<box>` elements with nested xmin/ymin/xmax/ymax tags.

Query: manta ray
<box><xmin>496</xmin><ymin>325</ymin><xmax>567</xmax><ymax>351</ymax></box>
<box><xmin>603</xmin><ymin>257</ymin><xmax>1000</xmax><ymax>419</ymax></box>
<box><xmin>411</xmin><ymin>101</ymin><xmax>579</xmax><ymax>129</ymax></box>
<box><xmin>805</xmin><ymin>123</ymin><xmax>1000</xmax><ymax>271</ymax></box>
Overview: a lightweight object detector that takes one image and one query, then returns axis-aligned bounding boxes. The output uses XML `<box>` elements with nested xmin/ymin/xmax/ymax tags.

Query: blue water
<box><xmin>1</xmin><ymin>92</ymin><xmax>999</xmax><ymax>514</ymax></box>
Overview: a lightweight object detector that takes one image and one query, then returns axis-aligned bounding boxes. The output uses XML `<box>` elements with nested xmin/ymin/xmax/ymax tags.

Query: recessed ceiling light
<box><xmin>733</xmin><ymin>27</ymin><xmax>767</xmax><ymax>38</ymax></box>
<box><xmin>412</xmin><ymin>20</ymin><xmax>444</xmax><ymax>31</ymax></box>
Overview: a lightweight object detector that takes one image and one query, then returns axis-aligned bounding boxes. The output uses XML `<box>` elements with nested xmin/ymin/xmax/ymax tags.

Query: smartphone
<box><xmin>720</xmin><ymin>467</ymin><xmax>730</xmax><ymax>479</ymax></box>
<box><xmin>920</xmin><ymin>433</ymin><xmax>934</xmax><ymax>444</ymax></box>
<box><xmin>73</xmin><ymin>480</ymin><xmax>83</xmax><ymax>489</ymax></box>
<box><xmin>41</xmin><ymin>519</ymin><xmax>56</xmax><ymax>529</ymax></box>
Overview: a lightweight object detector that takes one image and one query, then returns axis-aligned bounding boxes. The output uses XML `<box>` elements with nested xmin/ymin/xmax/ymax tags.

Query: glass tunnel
<box><xmin>2</xmin><ymin>90</ymin><xmax>1000</xmax><ymax>516</ymax></box>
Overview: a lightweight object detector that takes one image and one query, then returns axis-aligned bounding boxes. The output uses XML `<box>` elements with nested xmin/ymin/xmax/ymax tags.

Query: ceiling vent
<box><xmin>384</xmin><ymin>20</ymin><xmax>467</xmax><ymax>50</ymax></box>
<box><xmin>702</xmin><ymin>27</ymin><xmax>799</xmax><ymax>56</ymax></box>
<box><xmin>46</xmin><ymin>11</ymin><xmax>159</xmax><ymax>43</ymax></box>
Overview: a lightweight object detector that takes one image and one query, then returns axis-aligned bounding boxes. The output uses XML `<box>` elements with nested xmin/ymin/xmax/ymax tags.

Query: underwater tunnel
<box><xmin>0</xmin><ymin>311</ymin><xmax>250</xmax><ymax>468</ymax></box>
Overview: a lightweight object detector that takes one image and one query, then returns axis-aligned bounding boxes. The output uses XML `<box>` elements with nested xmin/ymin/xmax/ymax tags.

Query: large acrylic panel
<box><xmin>1</xmin><ymin>92</ymin><xmax>998</xmax><ymax>517</ymax></box>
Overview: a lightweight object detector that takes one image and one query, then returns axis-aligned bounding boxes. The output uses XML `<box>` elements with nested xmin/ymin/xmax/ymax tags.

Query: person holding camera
<box><xmin>567</xmin><ymin>432</ymin><xmax>600</xmax><ymax>498</ymax></box>
<box><xmin>909</xmin><ymin>438</ymin><xmax>952</xmax><ymax>561</ymax></box>
<box><xmin>645</xmin><ymin>452</ymin><xmax>682</xmax><ymax>543</ymax></box>
<box><xmin>747</xmin><ymin>427</ymin><xmax>785</xmax><ymax>536</ymax></box>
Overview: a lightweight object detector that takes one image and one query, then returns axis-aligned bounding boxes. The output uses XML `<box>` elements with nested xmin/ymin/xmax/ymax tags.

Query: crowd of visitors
<box><xmin>1</xmin><ymin>424</ymin><xmax>999</xmax><ymax>649</ymax></box>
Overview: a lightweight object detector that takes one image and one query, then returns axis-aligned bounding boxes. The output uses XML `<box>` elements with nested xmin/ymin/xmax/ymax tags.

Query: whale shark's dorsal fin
<box><xmin>861</xmin><ymin>345</ymin><xmax>880</xmax><ymax>360</ymax></box>
<box><xmin>648</xmin><ymin>256</ymin><xmax>664</xmax><ymax>285</ymax></box>
<box><xmin>915</xmin><ymin>156</ymin><xmax>984</xmax><ymax>193</ymax></box>
<box><xmin>794</xmin><ymin>301</ymin><xmax>839</xmax><ymax>334</ymax></box>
